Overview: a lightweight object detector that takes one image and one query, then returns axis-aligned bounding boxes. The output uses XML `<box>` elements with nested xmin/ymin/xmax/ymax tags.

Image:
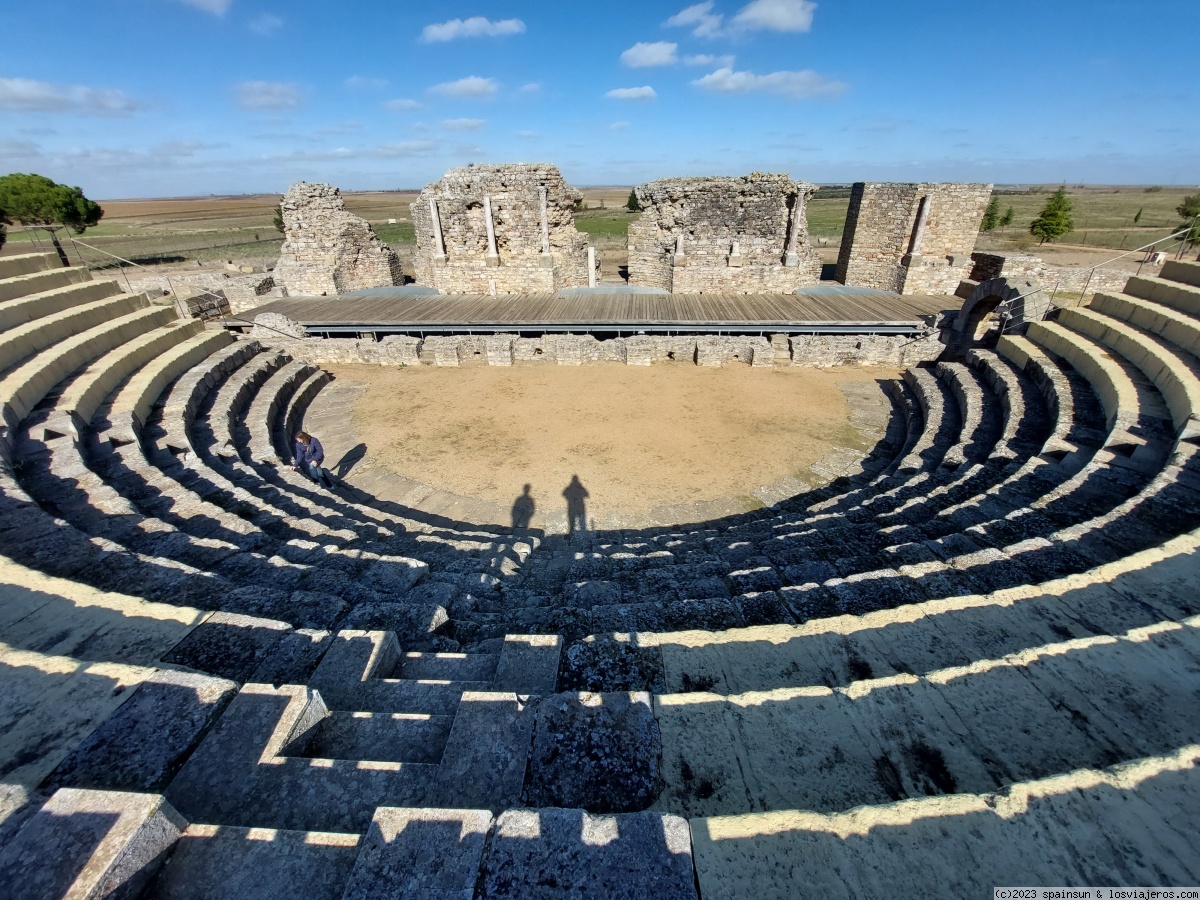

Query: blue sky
<box><xmin>1</xmin><ymin>0</ymin><xmax>1197</xmax><ymax>198</ymax></box>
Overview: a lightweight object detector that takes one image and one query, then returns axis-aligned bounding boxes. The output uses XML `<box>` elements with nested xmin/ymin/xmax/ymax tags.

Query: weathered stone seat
<box><xmin>0</xmin><ymin>263</ymin><xmax>90</xmax><ymax>304</ymax></box>
<box><xmin>0</xmin><ymin>277</ymin><xmax>123</xmax><ymax>332</ymax></box>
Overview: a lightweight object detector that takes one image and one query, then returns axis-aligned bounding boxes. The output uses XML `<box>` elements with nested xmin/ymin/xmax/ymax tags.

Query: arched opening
<box><xmin>953</xmin><ymin>277</ymin><xmax>1041</xmax><ymax>352</ymax></box>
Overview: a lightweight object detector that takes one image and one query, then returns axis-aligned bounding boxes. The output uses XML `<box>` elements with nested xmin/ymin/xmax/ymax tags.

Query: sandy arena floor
<box><xmin>318</xmin><ymin>363</ymin><xmax>901</xmax><ymax>531</ymax></box>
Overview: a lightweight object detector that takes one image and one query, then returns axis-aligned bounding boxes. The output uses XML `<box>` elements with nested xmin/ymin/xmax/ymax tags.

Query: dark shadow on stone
<box><xmin>511</xmin><ymin>483</ymin><xmax>536</xmax><ymax>530</ymax></box>
<box><xmin>333</xmin><ymin>443</ymin><xmax>367</xmax><ymax>478</ymax></box>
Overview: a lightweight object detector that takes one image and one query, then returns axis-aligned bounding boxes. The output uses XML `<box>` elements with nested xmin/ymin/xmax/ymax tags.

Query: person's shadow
<box><xmin>511</xmin><ymin>483</ymin><xmax>536</xmax><ymax>530</ymax></box>
<box><xmin>334</xmin><ymin>443</ymin><xmax>367</xmax><ymax>478</ymax></box>
<box><xmin>562</xmin><ymin>475</ymin><xmax>589</xmax><ymax>535</ymax></box>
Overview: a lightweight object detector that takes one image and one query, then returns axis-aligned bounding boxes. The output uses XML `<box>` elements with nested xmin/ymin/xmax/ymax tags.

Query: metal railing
<box><xmin>61</xmin><ymin>235</ymin><xmax>233</xmax><ymax>323</ymax></box>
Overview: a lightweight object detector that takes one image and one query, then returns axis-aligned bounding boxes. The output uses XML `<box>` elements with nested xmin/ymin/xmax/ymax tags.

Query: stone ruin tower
<box><xmin>410</xmin><ymin>163</ymin><xmax>591</xmax><ymax>293</ymax></box>
<box><xmin>835</xmin><ymin>182</ymin><xmax>993</xmax><ymax>295</ymax></box>
<box><xmin>626</xmin><ymin>174</ymin><xmax>822</xmax><ymax>294</ymax></box>
<box><xmin>273</xmin><ymin>182</ymin><xmax>404</xmax><ymax>297</ymax></box>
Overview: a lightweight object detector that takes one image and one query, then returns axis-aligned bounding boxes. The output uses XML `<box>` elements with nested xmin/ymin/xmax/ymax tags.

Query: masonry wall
<box><xmin>411</xmin><ymin>164</ymin><xmax>590</xmax><ymax>294</ymax></box>
<box><xmin>627</xmin><ymin>174</ymin><xmax>821</xmax><ymax>294</ymax></box>
<box><xmin>251</xmin><ymin>319</ymin><xmax>940</xmax><ymax>368</ymax></box>
<box><xmin>836</xmin><ymin>182</ymin><xmax>992</xmax><ymax>295</ymax></box>
<box><xmin>274</xmin><ymin>182</ymin><xmax>403</xmax><ymax>296</ymax></box>
<box><xmin>968</xmin><ymin>252</ymin><xmax>1139</xmax><ymax>297</ymax></box>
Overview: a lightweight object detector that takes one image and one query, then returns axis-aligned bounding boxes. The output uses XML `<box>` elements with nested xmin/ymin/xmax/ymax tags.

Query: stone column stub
<box><xmin>539</xmin><ymin>187</ymin><xmax>551</xmax><ymax>254</ymax></box>
<box><xmin>429</xmin><ymin>198</ymin><xmax>447</xmax><ymax>265</ymax></box>
<box><xmin>483</xmin><ymin>193</ymin><xmax>500</xmax><ymax>266</ymax></box>
<box><xmin>784</xmin><ymin>192</ymin><xmax>801</xmax><ymax>267</ymax></box>
<box><xmin>587</xmin><ymin>247</ymin><xmax>597</xmax><ymax>287</ymax></box>
<box><xmin>729</xmin><ymin>241</ymin><xmax>743</xmax><ymax>267</ymax></box>
<box><xmin>672</xmin><ymin>233</ymin><xmax>688</xmax><ymax>267</ymax></box>
<box><xmin>905</xmin><ymin>195</ymin><xmax>931</xmax><ymax>260</ymax></box>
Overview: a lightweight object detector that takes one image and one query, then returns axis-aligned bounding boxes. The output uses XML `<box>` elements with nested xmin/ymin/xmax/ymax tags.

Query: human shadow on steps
<box><xmin>511</xmin><ymin>484</ymin><xmax>536</xmax><ymax>530</ymax></box>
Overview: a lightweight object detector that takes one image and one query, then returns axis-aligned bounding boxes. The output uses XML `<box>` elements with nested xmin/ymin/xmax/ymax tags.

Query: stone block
<box><xmin>0</xmin><ymin>788</ymin><xmax>186</xmax><ymax>900</ymax></box>
<box><xmin>341</xmin><ymin>807</ymin><xmax>493</xmax><ymax>900</ymax></box>
<box><xmin>558</xmin><ymin>635</ymin><xmax>666</xmax><ymax>693</ymax></box>
<box><xmin>525</xmin><ymin>691</ymin><xmax>661</xmax><ymax>813</ymax></box>
<box><xmin>161</xmin><ymin>612</ymin><xmax>291</xmax><ymax>683</ymax></box>
<box><xmin>309</xmin><ymin>630</ymin><xmax>402</xmax><ymax>707</ymax></box>
<box><xmin>434</xmin><ymin>692</ymin><xmax>537</xmax><ymax>810</ymax></box>
<box><xmin>48</xmin><ymin>671</ymin><xmax>237</xmax><ymax>794</ymax></box>
<box><xmin>480</xmin><ymin>808</ymin><xmax>697</xmax><ymax>899</ymax></box>
<box><xmin>494</xmin><ymin>633</ymin><xmax>562</xmax><ymax>694</ymax></box>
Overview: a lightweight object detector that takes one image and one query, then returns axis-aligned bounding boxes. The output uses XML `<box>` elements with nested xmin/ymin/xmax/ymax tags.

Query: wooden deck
<box><xmin>246</xmin><ymin>289</ymin><xmax>960</xmax><ymax>334</ymax></box>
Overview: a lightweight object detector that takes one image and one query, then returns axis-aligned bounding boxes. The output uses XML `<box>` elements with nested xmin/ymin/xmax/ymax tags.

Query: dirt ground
<box><xmin>329</xmin><ymin>362</ymin><xmax>898</xmax><ymax>526</ymax></box>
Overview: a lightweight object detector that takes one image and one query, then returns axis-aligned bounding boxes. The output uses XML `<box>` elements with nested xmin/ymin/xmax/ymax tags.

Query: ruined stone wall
<box><xmin>627</xmin><ymin>174</ymin><xmax>821</xmax><ymax>294</ymax></box>
<box><xmin>410</xmin><ymin>164</ymin><xmax>590</xmax><ymax>294</ymax></box>
<box><xmin>968</xmin><ymin>252</ymin><xmax>1137</xmax><ymax>297</ymax></box>
<box><xmin>251</xmin><ymin>318</ymin><xmax>937</xmax><ymax>368</ymax></box>
<box><xmin>274</xmin><ymin>182</ymin><xmax>403</xmax><ymax>296</ymax></box>
<box><xmin>836</xmin><ymin>182</ymin><xmax>992</xmax><ymax>295</ymax></box>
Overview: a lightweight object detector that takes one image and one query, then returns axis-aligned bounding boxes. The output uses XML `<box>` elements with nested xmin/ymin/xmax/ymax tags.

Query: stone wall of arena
<box><xmin>250</xmin><ymin>321</ymin><xmax>942</xmax><ymax>369</ymax></box>
<box><xmin>274</xmin><ymin>182</ymin><xmax>404</xmax><ymax>296</ymax></box>
<box><xmin>836</xmin><ymin>182</ymin><xmax>992</xmax><ymax>295</ymax></box>
<box><xmin>410</xmin><ymin>164</ymin><xmax>591</xmax><ymax>294</ymax></box>
<box><xmin>627</xmin><ymin>174</ymin><xmax>822</xmax><ymax>294</ymax></box>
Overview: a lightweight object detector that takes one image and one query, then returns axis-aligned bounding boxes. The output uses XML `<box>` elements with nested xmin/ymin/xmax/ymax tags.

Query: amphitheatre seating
<box><xmin>2</xmin><ymin>252</ymin><xmax>1200</xmax><ymax>896</ymax></box>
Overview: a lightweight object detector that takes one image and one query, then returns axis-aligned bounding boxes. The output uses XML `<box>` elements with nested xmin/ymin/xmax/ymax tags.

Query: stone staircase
<box><xmin>2</xmin><ymin>249</ymin><xmax>1200</xmax><ymax>897</ymax></box>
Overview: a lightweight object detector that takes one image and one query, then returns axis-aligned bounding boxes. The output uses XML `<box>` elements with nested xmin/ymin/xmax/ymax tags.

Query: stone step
<box><xmin>1161</xmin><ymin>258</ymin><xmax>1200</xmax><ymax>288</ymax></box>
<box><xmin>148</xmin><ymin>823</ymin><xmax>361</xmax><ymax>900</ymax></box>
<box><xmin>690</xmin><ymin>746</ymin><xmax>1200</xmax><ymax>900</ymax></box>
<box><xmin>301</xmin><ymin>711</ymin><xmax>454</xmax><ymax>764</ymax></box>
<box><xmin>0</xmin><ymin>291</ymin><xmax>147</xmax><ymax>376</ymax></box>
<box><xmin>0</xmin><ymin>278</ymin><xmax>122</xmax><ymax>333</ymax></box>
<box><xmin>1059</xmin><ymin>305</ymin><xmax>1200</xmax><ymax>440</ymax></box>
<box><xmin>397</xmin><ymin>650</ymin><xmax>499</xmax><ymax>682</ymax></box>
<box><xmin>0</xmin><ymin>788</ymin><xmax>186</xmax><ymax>900</ymax></box>
<box><xmin>0</xmin><ymin>264</ymin><xmax>89</xmax><ymax>303</ymax></box>
<box><xmin>0</xmin><ymin>251</ymin><xmax>55</xmax><ymax>280</ymax></box>
<box><xmin>1125</xmin><ymin>272</ymin><xmax>1200</xmax><ymax>317</ymax></box>
<box><xmin>653</xmin><ymin>602</ymin><xmax>1200</xmax><ymax>818</ymax></box>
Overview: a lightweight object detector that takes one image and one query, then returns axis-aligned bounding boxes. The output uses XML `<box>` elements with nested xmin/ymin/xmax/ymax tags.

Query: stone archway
<box><xmin>952</xmin><ymin>276</ymin><xmax>1044</xmax><ymax>351</ymax></box>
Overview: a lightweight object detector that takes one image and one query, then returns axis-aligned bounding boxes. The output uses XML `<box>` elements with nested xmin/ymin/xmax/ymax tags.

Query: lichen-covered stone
<box><xmin>628</xmin><ymin>173</ymin><xmax>821</xmax><ymax>293</ymax></box>
<box><xmin>524</xmin><ymin>691</ymin><xmax>662</xmax><ymax>813</ymax></box>
<box><xmin>559</xmin><ymin>634</ymin><xmax>665</xmax><ymax>692</ymax></box>
<box><xmin>275</xmin><ymin>182</ymin><xmax>403</xmax><ymax>296</ymax></box>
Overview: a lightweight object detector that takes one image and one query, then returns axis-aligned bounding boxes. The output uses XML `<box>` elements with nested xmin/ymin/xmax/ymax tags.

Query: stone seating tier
<box><xmin>3</xmin><ymin>255</ymin><xmax>1200</xmax><ymax>897</ymax></box>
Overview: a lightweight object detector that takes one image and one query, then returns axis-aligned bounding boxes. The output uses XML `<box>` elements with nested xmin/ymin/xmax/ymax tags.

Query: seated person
<box><xmin>292</xmin><ymin>431</ymin><xmax>334</xmax><ymax>488</ymax></box>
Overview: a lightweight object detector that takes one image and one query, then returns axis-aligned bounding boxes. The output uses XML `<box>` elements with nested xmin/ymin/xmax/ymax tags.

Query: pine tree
<box><xmin>1029</xmin><ymin>185</ymin><xmax>1074</xmax><ymax>245</ymax></box>
<box><xmin>1178</xmin><ymin>195</ymin><xmax>1200</xmax><ymax>247</ymax></box>
<box><xmin>1133</xmin><ymin>207</ymin><xmax>1143</xmax><ymax>225</ymax></box>
<box><xmin>1000</xmin><ymin>206</ymin><xmax>1014</xmax><ymax>227</ymax></box>
<box><xmin>980</xmin><ymin>196</ymin><xmax>1000</xmax><ymax>231</ymax></box>
<box><xmin>0</xmin><ymin>173</ymin><xmax>103</xmax><ymax>267</ymax></box>
<box><xmin>626</xmin><ymin>189</ymin><xmax>641</xmax><ymax>213</ymax></box>
<box><xmin>273</xmin><ymin>203</ymin><xmax>285</xmax><ymax>234</ymax></box>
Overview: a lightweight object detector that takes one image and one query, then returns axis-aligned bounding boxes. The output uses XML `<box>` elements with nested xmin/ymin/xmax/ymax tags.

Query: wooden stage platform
<box><xmin>243</xmin><ymin>287</ymin><xmax>960</xmax><ymax>336</ymax></box>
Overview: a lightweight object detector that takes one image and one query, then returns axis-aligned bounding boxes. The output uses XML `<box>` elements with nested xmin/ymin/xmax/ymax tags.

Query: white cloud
<box><xmin>518</xmin><ymin>83</ymin><xmax>541</xmax><ymax>95</ymax></box>
<box><xmin>346</xmin><ymin>76</ymin><xmax>388</xmax><ymax>90</ymax></box>
<box><xmin>429</xmin><ymin>76</ymin><xmax>498</xmax><ymax>99</ymax></box>
<box><xmin>605</xmin><ymin>86</ymin><xmax>657</xmax><ymax>100</ymax></box>
<box><xmin>442</xmin><ymin>117</ymin><xmax>486</xmax><ymax>132</ymax></box>
<box><xmin>665</xmin><ymin>2</ymin><xmax>724</xmax><ymax>37</ymax></box>
<box><xmin>421</xmin><ymin>16</ymin><xmax>525</xmax><ymax>42</ymax></box>
<box><xmin>0</xmin><ymin>77</ymin><xmax>139</xmax><ymax>117</ymax></box>
<box><xmin>692</xmin><ymin>66</ymin><xmax>846</xmax><ymax>99</ymax></box>
<box><xmin>236</xmin><ymin>80</ymin><xmax>304</xmax><ymax>109</ymax></box>
<box><xmin>609</xmin><ymin>121</ymin><xmax>631</xmax><ymax>132</ymax></box>
<box><xmin>249</xmin><ymin>12</ymin><xmax>282</xmax><ymax>34</ymax></box>
<box><xmin>732</xmin><ymin>0</ymin><xmax>817</xmax><ymax>31</ymax></box>
<box><xmin>684</xmin><ymin>53</ymin><xmax>734</xmax><ymax>67</ymax></box>
<box><xmin>384</xmin><ymin>98</ymin><xmax>421</xmax><ymax>111</ymax></box>
<box><xmin>172</xmin><ymin>0</ymin><xmax>231</xmax><ymax>14</ymax></box>
<box><xmin>621</xmin><ymin>41</ymin><xmax>678</xmax><ymax>67</ymax></box>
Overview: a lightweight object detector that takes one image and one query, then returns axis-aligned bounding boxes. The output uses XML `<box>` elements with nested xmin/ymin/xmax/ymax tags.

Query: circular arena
<box><xmin>2</xmin><ymin>186</ymin><xmax>1200</xmax><ymax>899</ymax></box>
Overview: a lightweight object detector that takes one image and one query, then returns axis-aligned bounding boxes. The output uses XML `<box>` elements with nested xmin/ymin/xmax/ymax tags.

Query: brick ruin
<box><xmin>627</xmin><ymin>174</ymin><xmax>822</xmax><ymax>293</ymax></box>
<box><xmin>410</xmin><ymin>164</ymin><xmax>591</xmax><ymax>294</ymax></box>
<box><xmin>836</xmin><ymin>182</ymin><xmax>992</xmax><ymax>295</ymax></box>
<box><xmin>968</xmin><ymin>252</ymin><xmax>1140</xmax><ymax>298</ymax></box>
<box><xmin>273</xmin><ymin>182</ymin><xmax>404</xmax><ymax>297</ymax></box>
